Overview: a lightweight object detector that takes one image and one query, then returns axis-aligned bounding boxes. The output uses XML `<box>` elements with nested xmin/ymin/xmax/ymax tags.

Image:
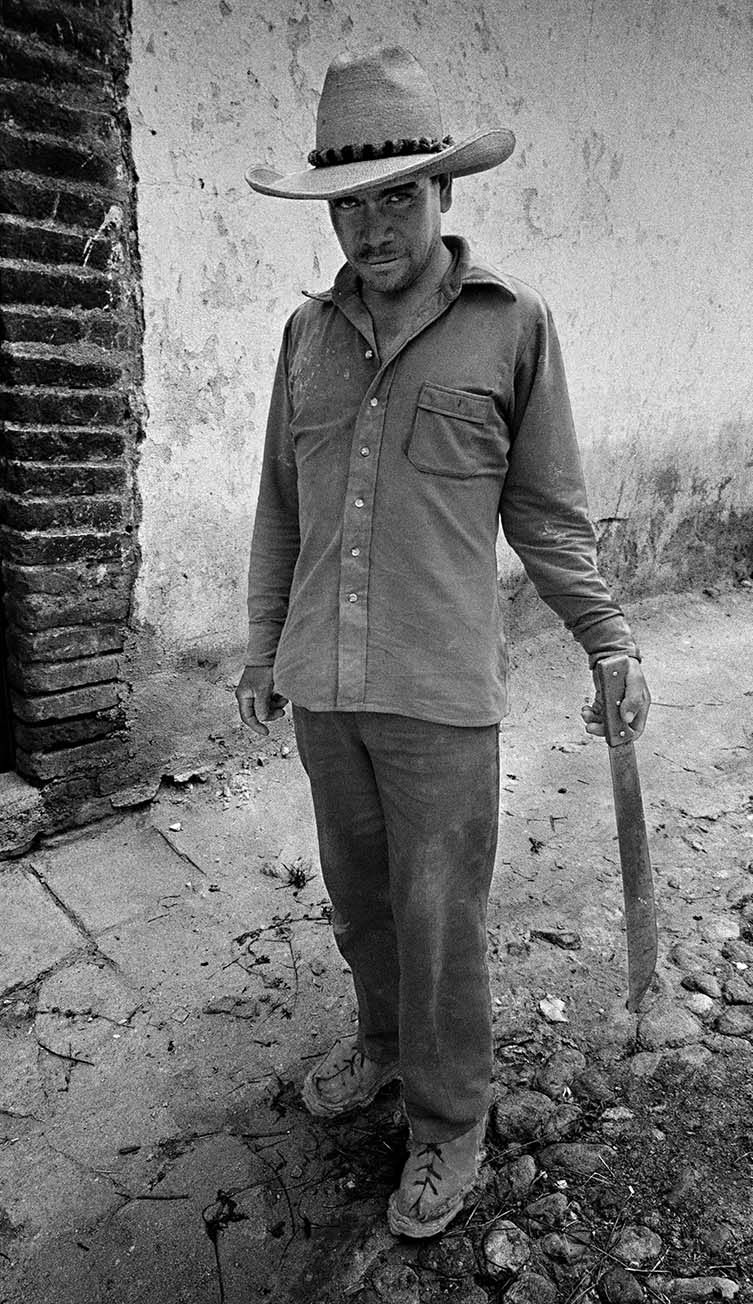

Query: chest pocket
<box><xmin>406</xmin><ymin>384</ymin><xmax>508</xmax><ymax>479</ymax></box>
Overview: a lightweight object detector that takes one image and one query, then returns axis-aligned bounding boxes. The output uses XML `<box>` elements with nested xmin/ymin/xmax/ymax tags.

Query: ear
<box><xmin>437</xmin><ymin>174</ymin><xmax>453</xmax><ymax>214</ymax></box>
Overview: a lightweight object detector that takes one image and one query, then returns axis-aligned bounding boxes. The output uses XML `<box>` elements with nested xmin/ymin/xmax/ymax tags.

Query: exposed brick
<box><xmin>3</xmin><ymin>0</ymin><xmax>126</xmax><ymax>69</ymax></box>
<box><xmin>0</xmin><ymin>261</ymin><xmax>114</xmax><ymax>309</ymax></box>
<box><xmin>2</xmin><ymin>492</ymin><xmax>124</xmax><ymax>532</ymax></box>
<box><xmin>10</xmin><ymin>681</ymin><xmax>120</xmax><ymax>722</ymax></box>
<box><xmin>0</xmin><ymin>217</ymin><xmax>114</xmax><ymax>272</ymax></box>
<box><xmin>6</xmin><ymin>652</ymin><xmax>121</xmax><ymax>694</ymax></box>
<box><xmin>0</xmin><ymin>171</ymin><xmax>117</xmax><ymax>227</ymax></box>
<box><xmin>14</xmin><ymin>707</ymin><xmax>124</xmax><ymax>752</ymax></box>
<box><xmin>15</xmin><ymin>734</ymin><xmax>127</xmax><ymax>783</ymax></box>
<box><xmin>3</xmin><ymin>460</ymin><xmax>126</xmax><ymax>496</ymax></box>
<box><xmin>0</xmin><ymin>125</ymin><xmax>121</xmax><ymax>188</ymax></box>
<box><xmin>0</xmin><ymin>348</ymin><xmax>123</xmax><ymax>389</ymax></box>
<box><xmin>6</xmin><ymin>621</ymin><xmax>125</xmax><ymax>662</ymax></box>
<box><xmin>0</xmin><ymin>28</ymin><xmax>114</xmax><ymax>95</ymax></box>
<box><xmin>0</xmin><ymin>424</ymin><xmax>125</xmax><ymax>460</ymax></box>
<box><xmin>5</xmin><ymin>584</ymin><xmax>130</xmax><ymax>631</ymax></box>
<box><xmin>0</xmin><ymin>308</ymin><xmax>131</xmax><ymax>349</ymax></box>
<box><xmin>1</xmin><ymin>387</ymin><xmax>128</xmax><ymax>425</ymax></box>
<box><xmin>2</xmin><ymin>529</ymin><xmax>126</xmax><ymax>565</ymax></box>
<box><xmin>2</xmin><ymin>559</ymin><xmax>126</xmax><ymax>596</ymax></box>
<box><xmin>0</xmin><ymin>84</ymin><xmax>114</xmax><ymax>143</ymax></box>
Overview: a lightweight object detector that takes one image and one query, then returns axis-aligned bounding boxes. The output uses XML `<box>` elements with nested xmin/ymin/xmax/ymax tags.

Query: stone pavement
<box><xmin>1</xmin><ymin>587</ymin><xmax>752</xmax><ymax>1303</ymax></box>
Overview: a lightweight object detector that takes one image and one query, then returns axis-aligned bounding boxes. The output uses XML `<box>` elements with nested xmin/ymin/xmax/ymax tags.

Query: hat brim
<box><xmin>245</xmin><ymin>128</ymin><xmax>515</xmax><ymax>200</ymax></box>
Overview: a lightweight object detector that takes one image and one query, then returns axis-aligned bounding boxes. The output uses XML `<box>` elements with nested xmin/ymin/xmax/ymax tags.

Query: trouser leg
<box><xmin>360</xmin><ymin>713</ymin><xmax>500</xmax><ymax>1142</ymax></box>
<box><xmin>293</xmin><ymin>708</ymin><xmax>399</xmax><ymax>1063</ymax></box>
<box><xmin>294</xmin><ymin>707</ymin><xmax>499</xmax><ymax>1141</ymax></box>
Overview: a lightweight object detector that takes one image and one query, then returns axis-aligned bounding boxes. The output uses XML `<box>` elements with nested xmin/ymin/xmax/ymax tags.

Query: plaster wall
<box><xmin>128</xmin><ymin>0</ymin><xmax>753</xmax><ymax>657</ymax></box>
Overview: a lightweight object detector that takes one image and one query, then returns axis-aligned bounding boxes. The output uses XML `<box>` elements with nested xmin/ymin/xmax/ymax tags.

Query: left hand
<box><xmin>581</xmin><ymin>657</ymin><xmax>651</xmax><ymax>740</ymax></box>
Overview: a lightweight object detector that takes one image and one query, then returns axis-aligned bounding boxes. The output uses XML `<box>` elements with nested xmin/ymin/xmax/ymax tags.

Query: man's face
<box><xmin>328</xmin><ymin>175</ymin><xmax>452</xmax><ymax>297</ymax></box>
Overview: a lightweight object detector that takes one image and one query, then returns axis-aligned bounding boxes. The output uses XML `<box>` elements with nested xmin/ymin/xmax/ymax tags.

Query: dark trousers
<box><xmin>293</xmin><ymin>707</ymin><xmax>500</xmax><ymax>1142</ymax></box>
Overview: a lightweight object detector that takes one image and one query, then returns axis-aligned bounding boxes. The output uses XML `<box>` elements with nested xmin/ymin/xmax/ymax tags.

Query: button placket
<box><xmin>336</xmin><ymin>372</ymin><xmax>391</xmax><ymax>706</ymax></box>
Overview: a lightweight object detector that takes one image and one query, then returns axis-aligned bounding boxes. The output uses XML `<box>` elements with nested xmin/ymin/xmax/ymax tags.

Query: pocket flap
<box><xmin>415</xmin><ymin>384</ymin><xmax>490</xmax><ymax>426</ymax></box>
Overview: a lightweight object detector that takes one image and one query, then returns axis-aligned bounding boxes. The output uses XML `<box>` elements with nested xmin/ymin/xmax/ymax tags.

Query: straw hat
<box><xmin>245</xmin><ymin>45</ymin><xmax>515</xmax><ymax>200</ymax></box>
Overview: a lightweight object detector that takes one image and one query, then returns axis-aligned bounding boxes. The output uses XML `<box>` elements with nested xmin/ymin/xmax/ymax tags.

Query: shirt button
<box><xmin>365</xmin><ymin>349</ymin><xmax>374</xmax><ymax>359</ymax></box>
<box><xmin>369</xmin><ymin>397</ymin><xmax>378</xmax><ymax>407</ymax></box>
<box><xmin>351</xmin><ymin>546</ymin><xmax>361</xmax><ymax>557</ymax></box>
<box><xmin>354</xmin><ymin>497</ymin><xmax>364</xmax><ymax>508</ymax></box>
<box><xmin>347</xmin><ymin>592</ymin><xmax>358</xmax><ymax>603</ymax></box>
<box><xmin>359</xmin><ymin>446</ymin><xmax>370</xmax><ymax>457</ymax></box>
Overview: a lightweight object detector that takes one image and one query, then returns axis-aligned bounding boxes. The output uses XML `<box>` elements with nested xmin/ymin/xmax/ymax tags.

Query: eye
<box><xmin>386</xmin><ymin>191</ymin><xmax>412</xmax><ymax>206</ymax></box>
<box><xmin>333</xmin><ymin>196</ymin><xmax>360</xmax><ymax>212</ymax></box>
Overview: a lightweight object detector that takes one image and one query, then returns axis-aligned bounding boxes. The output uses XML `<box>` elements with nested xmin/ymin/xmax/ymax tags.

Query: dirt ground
<box><xmin>1</xmin><ymin>586</ymin><xmax>752</xmax><ymax>1303</ymax></box>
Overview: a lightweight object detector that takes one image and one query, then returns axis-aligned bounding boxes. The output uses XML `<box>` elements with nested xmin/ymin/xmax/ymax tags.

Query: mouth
<box><xmin>361</xmin><ymin>254</ymin><xmax>402</xmax><ymax>267</ymax></box>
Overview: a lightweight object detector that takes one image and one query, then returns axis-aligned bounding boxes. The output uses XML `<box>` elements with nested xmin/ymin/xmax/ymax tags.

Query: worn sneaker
<box><xmin>301</xmin><ymin>1033</ymin><xmax>400</xmax><ymax>1118</ymax></box>
<box><xmin>387</xmin><ymin>1118</ymin><xmax>486</xmax><ymax>1238</ymax></box>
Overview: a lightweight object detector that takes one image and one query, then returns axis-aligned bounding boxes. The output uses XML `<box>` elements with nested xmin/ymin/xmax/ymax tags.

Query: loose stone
<box><xmin>503</xmin><ymin>1270</ymin><xmax>559</xmax><ymax>1304</ymax></box>
<box><xmin>417</xmin><ymin>1234</ymin><xmax>476</xmax><ymax>1278</ymax></box>
<box><xmin>637</xmin><ymin>1002</ymin><xmax>703</xmax><ymax>1050</ymax></box>
<box><xmin>523</xmin><ymin>1191</ymin><xmax>570</xmax><ymax>1231</ymax></box>
<box><xmin>491</xmin><ymin>1088</ymin><xmax>556</xmax><ymax>1143</ymax></box>
<box><xmin>537</xmin><ymin>1142</ymin><xmax>615</xmax><ymax>1180</ymax></box>
<box><xmin>721</xmin><ymin>976</ymin><xmax>753</xmax><ymax>1005</ymax></box>
<box><xmin>600</xmin><ymin>1263</ymin><xmax>645</xmax><ymax>1302</ymax></box>
<box><xmin>613</xmin><ymin>1224</ymin><xmax>664</xmax><ymax>1268</ymax></box>
<box><xmin>681</xmin><ymin>972</ymin><xmax>723</xmax><ymax>1000</ymax></box>
<box><xmin>721</xmin><ymin>939</ymin><xmax>753</xmax><ymax>965</ymax></box>
<box><xmin>539</xmin><ymin>1226</ymin><xmax>591</xmax><ymax>1262</ymax></box>
<box><xmin>714</xmin><ymin>1006</ymin><xmax>753</xmax><ymax>1037</ymax></box>
<box><xmin>685</xmin><ymin>993</ymin><xmax>715</xmax><ymax>1018</ymax></box>
<box><xmin>666</xmin><ymin>1276</ymin><xmax>740</xmax><ymax>1299</ymax></box>
<box><xmin>481</xmin><ymin>1220</ymin><xmax>531</xmax><ymax>1279</ymax></box>
<box><xmin>533</xmin><ymin>1047</ymin><xmax>587</xmax><ymax>1099</ymax></box>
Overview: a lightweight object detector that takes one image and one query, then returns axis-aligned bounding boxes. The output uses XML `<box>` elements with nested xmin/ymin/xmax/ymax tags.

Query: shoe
<box><xmin>301</xmin><ymin>1033</ymin><xmax>400</xmax><ymax>1118</ymax></box>
<box><xmin>387</xmin><ymin>1118</ymin><xmax>486</xmax><ymax>1238</ymax></box>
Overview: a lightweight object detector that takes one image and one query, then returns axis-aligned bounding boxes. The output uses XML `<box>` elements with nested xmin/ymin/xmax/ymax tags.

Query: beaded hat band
<box><xmin>246</xmin><ymin>47</ymin><xmax>514</xmax><ymax>201</ymax></box>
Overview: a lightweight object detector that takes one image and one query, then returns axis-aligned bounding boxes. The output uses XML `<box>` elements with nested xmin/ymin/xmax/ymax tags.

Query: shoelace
<box><xmin>409</xmin><ymin>1143</ymin><xmax>444</xmax><ymax>1209</ymax></box>
<box><xmin>318</xmin><ymin>1046</ymin><xmax>363</xmax><ymax>1085</ymax></box>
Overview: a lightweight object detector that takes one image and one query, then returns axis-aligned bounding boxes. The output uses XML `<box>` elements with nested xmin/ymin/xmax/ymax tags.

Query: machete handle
<box><xmin>595</xmin><ymin>654</ymin><xmax>632</xmax><ymax>748</ymax></box>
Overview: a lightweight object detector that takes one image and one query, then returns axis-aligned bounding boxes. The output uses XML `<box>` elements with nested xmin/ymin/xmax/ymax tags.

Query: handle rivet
<box><xmin>619</xmin><ymin>730</ymin><xmax>626</xmax><ymax>737</ymax></box>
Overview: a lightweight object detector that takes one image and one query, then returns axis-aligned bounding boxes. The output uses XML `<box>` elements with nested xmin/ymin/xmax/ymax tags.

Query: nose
<box><xmin>359</xmin><ymin>202</ymin><xmax>394</xmax><ymax>253</ymax></box>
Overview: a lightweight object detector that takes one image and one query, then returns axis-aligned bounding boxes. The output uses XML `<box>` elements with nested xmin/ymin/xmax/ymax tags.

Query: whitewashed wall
<box><xmin>128</xmin><ymin>0</ymin><xmax>753</xmax><ymax>655</ymax></box>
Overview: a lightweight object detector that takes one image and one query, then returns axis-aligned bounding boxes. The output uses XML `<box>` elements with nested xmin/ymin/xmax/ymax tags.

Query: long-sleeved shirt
<box><xmin>245</xmin><ymin>235</ymin><xmax>639</xmax><ymax>727</ymax></box>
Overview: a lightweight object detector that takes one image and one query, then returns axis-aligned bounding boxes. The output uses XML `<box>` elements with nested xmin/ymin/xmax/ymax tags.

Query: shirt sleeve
<box><xmin>244</xmin><ymin>321</ymin><xmax>301</xmax><ymax>665</ymax></box>
<box><xmin>500</xmin><ymin>302</ymin><xmax>640</xmax><ymax>667</ymax></box>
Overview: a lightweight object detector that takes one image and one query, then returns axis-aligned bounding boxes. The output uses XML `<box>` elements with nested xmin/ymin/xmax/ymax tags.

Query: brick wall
<box><xmin>0</xmin><ymin>0</ymin><xmax>143</xmax><ymax>825</ymax></box>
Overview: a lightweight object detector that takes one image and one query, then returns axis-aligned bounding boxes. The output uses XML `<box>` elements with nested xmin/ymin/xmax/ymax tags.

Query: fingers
<box><xmin>619</xmin><ymin>665</ymin><xmax>651</xmax><ymax>739</ymax></box>
<box><xmin>581</xmin><ymin>701</ymin><xmax>605</xmax><ymax>737</ymax></box>
<box><xmin>236</xmin><ymin>688</ymin><xmax>269</xmax><ymax>737</ymax></box>
<box><xmin>235</xmin><ymin>668</ymin><xmax>289</xmax><ymax>738</ymax></box>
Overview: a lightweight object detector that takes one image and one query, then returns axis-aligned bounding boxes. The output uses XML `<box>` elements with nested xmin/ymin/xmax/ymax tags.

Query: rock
<box><xmin>714</xmin><ymin>1006</ymin><xmax>753</xmax><ymax>1038</ymax></box>
<box><xmin>537</xmin><ymin>1142</ymin><xmax>615</xmax><ymax>1181</ymax></box>
<box><xmin>497</xmin><ymin>1154</ymin><xmax>537</xmax><ymax>1200</ymax></box>
<box><xmin>681</xmin><ymin>972</ymin><xmax>723</xmax><ymax>1000</ymax></box>
<box><xmin>613</xmin><ymin>1225</ymin><xmax>663</xmax><ymax>1268</ymax></box>
<box><xmin>534</xmin><ymin>1047</ymin><xmax>587</xmax><ymax>1099</ymax></box>
<box><xmin>369</xmin><ymin>1262</ymin><xmax>420</xmax><ymax>1304</ymax></box>
<box><xmin>685</xmin><ymin>993</ymin><xmax>715</xmax><ymax>1019</ymax></box>
<box><xmin>504</xmin><ymin>1271</ymin><xmax>559</xmax><ymax>1304</ymax></box>
<box><xmin>481</xmin><ymin>1220</ymin><xmax>531</xmax><ymax>1279</ymax></box>
<box><xmin>540</xmin><ymin>1101</ymin><xmax>583</xmax><ymax>1143</ymax></box>
<box><xmin>523</xmin><ymin>1191</ymin><xmax>570</xmax><ymax>1231</ymax></box>
<box><xmin>629</xmin><ymin>1051</ymin><xmax>663</xmax><ymax>1077</ymax></box>
<box><xmin>540</xmin><ymin>1226</ymin><xmax>591</xmax><ymax>1262</ymax></box>
<box><xmin>571</xmin><ymin>1066</ymin><xmax>616</xmax><ymax>1104</ymax></box>
<box><xmin>599</xmin><ymin>1264</ymin><xmax>645</xmax><ymax>1302</ymax></box>
<box><xmin>417</xmin><ymin>1234</ymin><xmax>476</xmax><ymax>1278</ymax></box>
<box><xmin>721</xmin><ymin>939</ymin><xmax>753</xmax><ymax>965</ymax></box>
<box><xmin>666</xmin><ymin>1277</ymin><xmax>740</xmax><ymax>1299</ymax></box>
<box><xmin>637</xmin><ymin>1002</ymin><xmax>703</xmax><ymax>1050</ymax></box>
<box><xmin>670</xmin><ymin>942</ymin><xmax>715</xmax><ymax>972</ymax></box>
<box><xmin>491</xmin><ymin>1089</ymin><xmax>556</xmax><ymax>1143</ymax></box>
<box><xmin>700</xmin><ymin>918</ymin><xmax>740</xmax><ymax>944</ymax></box>
<box><xmin>700</xmin><ymin>1222</ymin><xmax>736</xmax><ymax>1256</ymax></box>
<box><xmin>721</xmin><ymin>976</ymin><xmax>753</xmax><ymax>1005</ymax></box>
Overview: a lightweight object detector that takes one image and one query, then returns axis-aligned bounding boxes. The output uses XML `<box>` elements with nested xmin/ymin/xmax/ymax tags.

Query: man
<box><xmin>236</xmin><ymin>46</ymin><xmax>650</xmax><ymax>1238</ymax></box>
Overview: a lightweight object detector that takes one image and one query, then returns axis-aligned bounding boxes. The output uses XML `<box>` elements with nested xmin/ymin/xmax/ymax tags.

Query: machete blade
<box><xmin>596</xmin><ymin>655</ymin><xmax>657</xmax><ymax>1013</ymax></box>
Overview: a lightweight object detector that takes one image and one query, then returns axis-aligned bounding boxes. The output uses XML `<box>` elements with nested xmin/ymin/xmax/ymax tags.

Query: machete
<box><xmin>595</xmin><ymin>654</ymin><xmax>657</xmax><ymax>1012</ymax></box>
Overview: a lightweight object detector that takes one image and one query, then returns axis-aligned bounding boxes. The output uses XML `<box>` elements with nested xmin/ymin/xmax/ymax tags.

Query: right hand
<box><xmin>235</xmin><ymin>665</ymin><xmax>289</xmax><ymax>738</ymax></box>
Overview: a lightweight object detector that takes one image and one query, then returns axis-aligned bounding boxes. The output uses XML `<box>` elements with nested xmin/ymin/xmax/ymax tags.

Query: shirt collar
<box><xmin>302</xmin><ymin>235</ymin><xmax>517</xmax><ymax>306</ymax></box>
